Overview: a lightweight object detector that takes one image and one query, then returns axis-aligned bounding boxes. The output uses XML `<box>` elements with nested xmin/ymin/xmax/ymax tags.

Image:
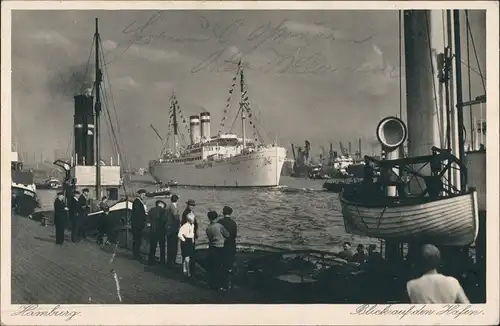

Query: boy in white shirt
<box><xmin>406</xmin><ymin>244</ymin><xmax>470</xmax><ymax>304</ymax></box>
<box><xmin>178</xmin><ymin>212</ymin><xmax>196</xmax><ymax>278</ymax></box>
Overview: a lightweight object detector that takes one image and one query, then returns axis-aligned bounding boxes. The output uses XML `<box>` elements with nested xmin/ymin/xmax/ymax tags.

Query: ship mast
<box><xmin>94</xmin><ymin>18</ymin><xmax>103</xmax><ymax>199</ymax></box>
<box><xmin>172</xmin><ymin>91</ymin><xmax>179</xmax><ymax>154</ymax></box>
<box><xmin>239</xmin><ymin>61</ymin><xmax>247</xmax><ymax>149</ymax></box>
<box><xmin>452</xmin><ymin>10</ymin><xmax>466</xmax><ymax>191</ymax></box>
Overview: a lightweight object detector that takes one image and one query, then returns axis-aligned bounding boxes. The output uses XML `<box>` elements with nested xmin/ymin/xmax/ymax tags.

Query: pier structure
<box><xmin>11</xmin><ymin>213</ymin><xmax>268</xmax><ymax>304</ymax></box>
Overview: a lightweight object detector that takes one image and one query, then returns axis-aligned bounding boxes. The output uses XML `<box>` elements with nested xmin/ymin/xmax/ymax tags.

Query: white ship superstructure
<box><xmin>150</xmin><ymin>133</ymin><xmax>286</xmax><ymax>187</ymax></box>
<box><xmin>149</xmin><ymin>61</ymin><xmax>286</xmax><ymax>187</ymax></box>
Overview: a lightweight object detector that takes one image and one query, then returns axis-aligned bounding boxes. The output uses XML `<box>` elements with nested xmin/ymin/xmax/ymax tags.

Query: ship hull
<box><xmin>12</xmin><ymin>185</ymin><xmax>39</xmax><ymax>217</ymax></box>
<box><xmin>149</xmin><ymin>147</ymin><xmax>286</xmax><ymax>187</ymax></box>
<box><xmin>339</xmin><ymin>190</ymin><xmax>479</xmax><ymax>246</ymax></box>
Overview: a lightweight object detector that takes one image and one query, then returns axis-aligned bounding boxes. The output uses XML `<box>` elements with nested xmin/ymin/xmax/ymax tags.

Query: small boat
<box><xmin>36</xmin><ymin>177</ymin><xmax>63</xmax><ymax>189</ymax></box>
<box><xmin>323</xmin><ymin>178</ymin><xmax>363</xmax><ymax>193</ymax></box>
<box><xmin>86</xmin><ymin>200</ymin><xmax>134</xmax><ymax>231</ymax></box>
<box><xmin>193</xmin><ymin>242</ymin><xmax>409</xmax><ymax>303</ymax></box>
<box><xmin>146</xmin><ymin>187</ymin><xmax>171</xmax><ymax>198</ymax></box>
<box><xmin>340</xmin><ymin>187</ymin><xmax>479</xmax><ymax>246</ymax></box>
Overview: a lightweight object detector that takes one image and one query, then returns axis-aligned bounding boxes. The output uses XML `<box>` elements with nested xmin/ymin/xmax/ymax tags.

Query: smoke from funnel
<box><xmin>48</xmin><ymin>62</ymin><xmax>96</xmax><ymax>98</ymax></box>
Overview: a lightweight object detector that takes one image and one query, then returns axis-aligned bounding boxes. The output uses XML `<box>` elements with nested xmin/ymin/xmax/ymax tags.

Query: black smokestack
<box><xmin>74</xmin><ymin>94</ymin><xmax>94</xmax><ymax>166</ymax></box>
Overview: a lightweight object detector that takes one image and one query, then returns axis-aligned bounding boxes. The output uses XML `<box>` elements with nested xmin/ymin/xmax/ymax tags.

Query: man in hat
<box><xmin>165</xmin><ymin>194</ymin><xmax>181</xmax><ymax>268</ymax></box>
<box><xmin>182</xmin><ymin>199</ymin><xmax>198</xmax><ymax>242</ymax></box>
<box><xmin>148</xmin><ymin>199</ymin><xmax>168</xmax><ymax>265</ymax></box>
<box><xmin>78</xmin><ymin>188</ymin><xmax>91</xmax><ymax>239</ymax></box>
<box><xmin>218</xmin><ymin>205</ymin><xmax>238</xmax><ymax>289</ymax></box>
<box><xmin>53</xmin><ymin>192</ymin><xmax>69</xmax><ymax>245</ymax></box>
<box><xmin>131</xmin><ymin>189</ymin><xmax>148</xmax><ymax>260</ymax></box>
<box><xmin>69</xmin><ymin>190</ymin><xmax>83</xmax><ymax>242</ymax></box>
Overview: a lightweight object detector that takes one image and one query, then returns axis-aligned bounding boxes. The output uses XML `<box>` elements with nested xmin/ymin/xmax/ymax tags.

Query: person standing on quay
<box><xmin>206</xmin><ymin>210</ymin><xmax>229</xmax><ymax>290</ymax></box>
<box><xmin>69</xmin><ymin>190</ymin><xmax>82</xmax><ymax>243</ymax></box>
<box><xmin>53</xmin><ymin>192</ymin><xmax>68</xmax><ymax>245</ymax></box>
<box><xmin>165</xmin><ymin>194</ymin><xmax>181</xmax><ymax>268</ymax></box>
<box><xmin>148</xmin><ymin>200</ymin><xmax>167</xmax><ymax>265</ymax></box>
<box><xmin>406</xmin><ymin>244</ymin><xmax>470</xmax><ymax>304</ymax></box>
<box><xmin>182</xmin><ymin>199</ymin><xmax>198</xmax><ymax>242</ymax></box>
<box><xmin>78</xmin><ymin>188</ymin><xmax>91</xmax><ymax>239</ymax></box>
<box><xmin>131</xmin><ymin>189</ymin><xmax>148</xmax><ymax>260</ymax></box>
<box><xmin>178</xmin><ymin>211</ymin><xmax>196</xmax><ymax>278</ymax></box>
<box><xmin>97</xmin><ymin>196</ymin><xmax>110</xmax><ymax>246</ymax></box>
<box><xmin>218</xmin><ymin>206</ymin><xmax>237</xmax><ymax>289</ymax></box>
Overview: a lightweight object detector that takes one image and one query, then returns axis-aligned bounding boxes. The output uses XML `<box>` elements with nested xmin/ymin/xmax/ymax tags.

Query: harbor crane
<box><xmin>150</xmin><ymin>124</ymin><xmax>163</xmax><ymax>141</ymax></box>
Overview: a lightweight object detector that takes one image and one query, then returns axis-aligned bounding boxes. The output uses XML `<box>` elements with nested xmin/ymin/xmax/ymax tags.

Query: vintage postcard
<box><xmin>1</xmin><ymin>1</ymin><xmax>499</xmax><ymax>325</ymax></box>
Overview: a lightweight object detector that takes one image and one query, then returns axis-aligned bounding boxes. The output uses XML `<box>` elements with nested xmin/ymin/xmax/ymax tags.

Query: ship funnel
<box><xmin>376</xmin><ymin>116</ymin><xmax>407</xmax><ymax>152</ymax></box>
<box><xmin>189</xmin><ymin>115</ymin><xmax>201</xmax><ymax>144</ymax></box>
<box><xmin>74</xmin><ymin>94</ymin><xmax>95</xmax><ymax>166</ymax></box>
<box><xmin>200</xmin><ymin>112</ymin><xmax>211</xmax><ymax>142</ymax></box>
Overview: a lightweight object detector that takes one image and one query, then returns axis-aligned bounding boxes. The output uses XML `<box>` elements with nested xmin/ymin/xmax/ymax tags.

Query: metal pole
<box><xmin>95</xmin><ymin>18</ymin><xmax>102</xmax><ymax>199</ymax></box>
<box><xmin>453</xmin><ymin>10</ymin><xmax>466</xmax><ymax>191</ymax></box>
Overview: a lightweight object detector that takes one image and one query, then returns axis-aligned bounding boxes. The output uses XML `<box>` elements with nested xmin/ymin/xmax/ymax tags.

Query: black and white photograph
<box><xmin>1</xmin><ymin>1</ymin><xmax>499</xmax><ymax>325</ymax></box>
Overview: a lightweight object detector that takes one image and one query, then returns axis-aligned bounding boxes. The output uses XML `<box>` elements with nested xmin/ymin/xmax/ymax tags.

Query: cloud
<box><xmin>102</xmin><ymin>39</ymin><xmax>118</xmax><ymax>50</ymax></box>
<box><xmin>116</xmin><ymin>76</ymin><xmax>138</xmax><ymax>88</ymax></box>
<box><xmin>128</xmin><ymin>44</ymin><xmax>179</xmax><ymax>62</ymax></box>
<box><xmin>29</xmin><ymin>30</ymin><xmax>71</xmax><ymax>46</ymax></box>
<box><xmin>153</xmin><ymin>81</ymin><xmax>174</xmax><ymax>92</ymax></box>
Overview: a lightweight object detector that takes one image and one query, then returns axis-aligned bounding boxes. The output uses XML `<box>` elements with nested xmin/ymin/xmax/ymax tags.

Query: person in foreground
<box><xmin>53</xmin><ymin>192</ymin><xmax>68</xmax><ymax>245</ymax></box>
<box><xmin>206</xmin><ymin>210</ymin><xmax>229</xmax><ymax>290</ymax></box>
<box><xmin>131</xmin><ymin>189</ymin><xmax>148</xmax><ymax>260</ymax></box>
<box><xmin>166</xmin><ymin>194</ymin><xmax>181</xmax><ymax>268</ymax></box>
<box><xmin>406</xmin><ymin>244</ymin><xmax>470</xmax><ymax>304</ymax></box>
<box><xmin>178</xmin><ymin>211</ymin><xmax>196</xmax><ymax>278</ymax></box>
<box><xmin>148</xmin><ymin>200</ymin><xmax>167</xmax><ymax>265</ymax></box>
<box><xmin>218</xmin><ymin>206</ymin><xmax>237</xmax><ymax>290</ymax></box>
<box><xmin>69</xmin><ymin>190</ymin><xmax>82</xmax><ymax>243</ymax></box>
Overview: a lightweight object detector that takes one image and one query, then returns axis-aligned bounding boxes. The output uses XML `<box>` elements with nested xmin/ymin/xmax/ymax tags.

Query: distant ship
<box><xmin>149</xmin><ymin>61</ymin><xmax>286</xmax><ymax>187</ymax></box>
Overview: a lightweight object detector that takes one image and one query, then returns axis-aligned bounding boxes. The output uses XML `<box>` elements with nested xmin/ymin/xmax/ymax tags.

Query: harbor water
<box><xmin>35</xmin><ymin>176</ymin><xmax>378</xmax><ymax>253</ymax></box>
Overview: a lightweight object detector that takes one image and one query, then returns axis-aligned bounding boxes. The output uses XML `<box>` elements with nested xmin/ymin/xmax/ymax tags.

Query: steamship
<box><xmin>149</xmin><ymin>62</ymin><xmax>286</xmax><ymax>187</ymax></box>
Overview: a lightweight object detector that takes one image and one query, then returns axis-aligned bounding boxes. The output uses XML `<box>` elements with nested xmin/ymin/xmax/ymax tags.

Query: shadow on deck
<box><xmin>11</xmin><ymin>214</ymin><xmax>271</xmax><ymax>304</ymax></box>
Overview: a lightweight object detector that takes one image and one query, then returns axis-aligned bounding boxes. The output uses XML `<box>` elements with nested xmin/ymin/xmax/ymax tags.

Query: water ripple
<box><xmin>34</xmin><ymin>176</ymin><xmax>378</xmax><ymax>253</ymax></box>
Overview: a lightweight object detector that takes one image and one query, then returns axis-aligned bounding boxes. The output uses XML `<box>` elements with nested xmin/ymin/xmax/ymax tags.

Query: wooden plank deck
<box><xmin>11</xmin><ymin>215</ymin><xmax>271</xmax><ymax>304</ymax></box>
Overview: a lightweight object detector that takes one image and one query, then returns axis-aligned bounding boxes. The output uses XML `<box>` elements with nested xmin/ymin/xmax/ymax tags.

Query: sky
<box><xmin>11</xmin><ymin>10</ymin><xmax>486</xmax><ymax>168</ymax></box>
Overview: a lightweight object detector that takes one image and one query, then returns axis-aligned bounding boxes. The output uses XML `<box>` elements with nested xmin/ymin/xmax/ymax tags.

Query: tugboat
<box><xmin>11</xmin><ymin>151</ymin><xmax>40</xmax><ymax>217</ymax></box>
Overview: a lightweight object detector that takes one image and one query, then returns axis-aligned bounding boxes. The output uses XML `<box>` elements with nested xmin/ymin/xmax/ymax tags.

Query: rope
<box><xmin>99</xmin><ymin>36</ymin><xmax>126</xmax><ymax>157</ymax></box>
<box><xmin>465</xmin><ymin>10</ymin><xmax>474</xmax><ymax>149</ymax></box>
<box><xmin>465</xmin><ymin>13</ymin><xmax>486</xmax><ymax>93</ymax></box>
<box><xmin>219</xmin><ymin>65</ymin><xmax>241</xmax><ymax>134</ymax></box>
<box><xmin>81</xmin><ymin>37</ymin><xmax>95</xmax><ymax>92</ymax></box>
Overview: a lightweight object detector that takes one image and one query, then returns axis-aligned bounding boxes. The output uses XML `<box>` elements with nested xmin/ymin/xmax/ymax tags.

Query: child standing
<box><xmin>178</xmin><ymin>211</ymin><xmax>195</xmax><ymax>278</ymax></box>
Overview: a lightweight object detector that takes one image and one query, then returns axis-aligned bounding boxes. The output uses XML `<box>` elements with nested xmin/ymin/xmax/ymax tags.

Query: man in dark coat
<box><xmin>69</xmin><ymin>190</ymin><xmax>83</xmax><ymax>242</ymax></box>
<box><xmin>78</xmin><ymin>188</ymin><xmax>91</xmax><ymax>239</ymax></box>
<box><xmin>218</xmin><ymin>205</ymin><xmax>238</xmax><ymax>289</ymax></box>
<box><xmin>131</xmin><ymin>189</ymin><xmax>148</xmax><ymax>260</ymax></box>
<box><xmin>165</xmin><ymin>194</ymin><xmax>180</xmax><ymax>268</ymax></box>
<box><xmin>147</xmin><ymin>200</ymin><xmax>167</xmax><ymax>265</ymax></box>
<box><xmin>53</xmin><ymin>192</ymin><xmax>68</xmax><ymax>245</ymax></box>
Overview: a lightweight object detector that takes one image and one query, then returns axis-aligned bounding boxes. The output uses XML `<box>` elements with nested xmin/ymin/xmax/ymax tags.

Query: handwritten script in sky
<box><xmin>108</xmin><ymin>11</ymin><xmax>398</xmax><ymax>77</ymax></box>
